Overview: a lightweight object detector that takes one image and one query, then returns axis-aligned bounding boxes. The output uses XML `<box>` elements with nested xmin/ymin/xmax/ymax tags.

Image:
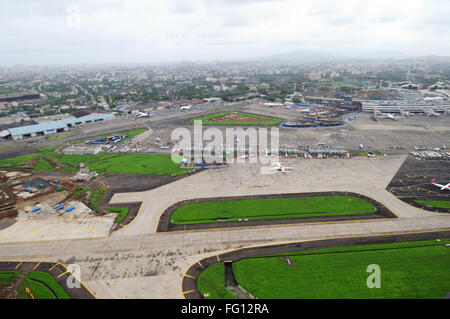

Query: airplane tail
<box><xmin>259</xmin><ymin>100</ymin><xmax>264</xmax><ymax>105</ymax></box>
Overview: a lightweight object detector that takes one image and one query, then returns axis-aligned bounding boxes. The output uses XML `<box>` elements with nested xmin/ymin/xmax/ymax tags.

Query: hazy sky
<box><xmin>1</xmin><ymin>0</ymin><xmax>449</xmax><ymax>66</ymax></box>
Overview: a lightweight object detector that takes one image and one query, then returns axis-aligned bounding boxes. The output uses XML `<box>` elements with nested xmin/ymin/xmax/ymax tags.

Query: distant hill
<box><xmin>234</xmin><ymin>50</ymin><xmax>450</xmax><ymax>65</ymax></box>
<box><xmin>241</xmin><ymin>50</ymin><xmax>343</xmax><ymax>64</ymax></box>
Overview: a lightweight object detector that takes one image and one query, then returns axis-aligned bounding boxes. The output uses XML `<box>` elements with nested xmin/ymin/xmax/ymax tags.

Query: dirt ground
<box><xmin>209</xmin><ymin>113</ymin><xmax>272</xmax><ymax>123</ymax></box>
<box><xmin>102</xmin><ymin>173</ymin><xmax>188</xmax><ymax>193</ymax></box>
<box><xmin>0</xmin><ymin>285</ymin><xmax>13</xmax><ymax>299</ymax></box>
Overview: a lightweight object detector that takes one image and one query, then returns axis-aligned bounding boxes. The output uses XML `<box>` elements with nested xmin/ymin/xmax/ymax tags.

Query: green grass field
<box><xmin>231</xmin><ymin>239</ymin><xmax>450</xmax><ymax>299</ymax></box>
<box><xmin>0</xmin><ymin>271</ymin><xmax>20</xmax><ymax>285</ymax></box>
<box><xmin>198</xmin><ymin>239</ymin><xmax>450</xmax><ymax>299</ymax></box>
<box><xmin>414</xmin><ymin>200</ymin><xmax>450</xmax><ymax>209</ymax></box>
<box><xmin>108</xmin><ymin>207</ymin><xmax>130</xmax><ymax>223</ymax></box>
<box><xmin>33</xmin><ymin>159</ymin><xmax>54</xmax><ymax>172</ymax></box>
<box><xmin>88</xmin><ymin>188</ymin><xmax>107</xmax><ymax>208</ymax></box>
<box><xmin>72</xmin><ymin>187</ymin><xmax>91</xmax><ymax>197</ymax></box>
<box><xmin>170</xmin><ymin>195</ymin><xmax>377</xmax><ymax>225</ymax></box>
<box><xmin>46</xmin><ymin>152</ymin><xmax>188</xmax><ymax>175</ymax></box>
<box><xmin>0</xmin><ymin>271</ymin><xmax>71</xmax><ymax>299</ymax></box>
<box><xmin>0</xmin><ymin>147</ymin><xmax>189</xmax><ymax>176</ymax></box>
<box><xmin>0</xmin><ymin>146</ymin><xmax>58</xmax><ymax>168</ymax></box>
<box><xmin>189</xmin><ymin>111</ymin><xmax>283</xmax><ymax>126</ymax></box>
<box><xmin>197</xmin><ymin>263</ymin><xmax>236</xmax><ymax>299</ymax></box>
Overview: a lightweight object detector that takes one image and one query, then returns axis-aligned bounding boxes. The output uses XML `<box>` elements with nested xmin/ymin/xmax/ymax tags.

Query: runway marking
<box><xmin>49</xmin><ymin>263</ymin><xmax>58</xmax><ymax>271</ymax></box>
<box><xmin>197</xmin><ymin>261</ymin><xmax>204</xmax><ymax>268</ymax></box>
<box><xmin>25</xmin><ymin>288</ymin><xmax>35</xmax><ymax>299</ymax></box>
<box><xmin>15</xmin><ymin>262</ymin><xmax>22</xmax><ymax>269</ymax></box>
<box><xmin>216</xmin><ymin>255</ymin><xmax>220</xmax><ymax>262</ymax></box>
<box><xmin>57</xmin><ymin>270</ymin><xmax>69</xmax><ymax>278</ymax></box>
<box><xmin>182</xmin><ymin>290</ymin><xmax>194</xmax><ymax>295</ymax></box>
<box><xmin>32</xmin><ymin>262</ymin><xmax>41</xmax><ymax>271</ymax></box>
<box><xmin>30</xmin><ymin>229</ymin><xmax>41</xmax><ymax>236</ymax></box>
<box><xmin>184</xmin><ymin>274</ymin><xmax>196</xmax><ymax>279</ymax></box>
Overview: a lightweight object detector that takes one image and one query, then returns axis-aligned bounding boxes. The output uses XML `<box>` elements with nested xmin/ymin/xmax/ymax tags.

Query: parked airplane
<box><xmin>424</xmin><ymin>109</ymin><xmax>440</xmax><ymax>117</ymax></box>
<box><xmin>259</xmin><ymin>100</ymin><xmax>284</xmax><ymax>107</ymax></box>
<box><xmin>116</xmin><ymin>105</ymin><xmax>129</xmax><ymax>113</ymax></box>
<box><xmin>376</xmin><ymin>112</ymin><xmax>399</xmax><ymax>120</ymax></box>
<box><xmin>431</xmin><ymin>179</ymin><xmax>450</xmax><ymax>191</ymax></box>
<box><xmin>136</xmin><ymin>111</ymin><xmax>152</xmax><ymax>118</ymax></box>
<box><xmin>399</xmin><ymin>109</ymin><xmax>412</xmax><ymax>117</ymax></box>
<box><xmin>271</xmin><ymin>162</ymin><xmax>294</xmax><ymax>173</ymax></box>
<box><xmin>180</xmin><ymin>106</ymin><xmax>192</xmax><ymax>110</ymax></box>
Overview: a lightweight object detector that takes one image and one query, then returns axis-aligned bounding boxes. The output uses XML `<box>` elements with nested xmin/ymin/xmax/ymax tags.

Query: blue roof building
<box><xmin>7</xmin><ymin>113</ymin><xmax>115</xmax><ymax>140</ymax></box>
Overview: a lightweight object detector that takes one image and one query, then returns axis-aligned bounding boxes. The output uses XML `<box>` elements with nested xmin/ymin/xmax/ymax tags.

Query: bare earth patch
<box><xmin>209</xmin><ymin>113</ymin><xmax>271</xmax><ymax>123</ymax></box>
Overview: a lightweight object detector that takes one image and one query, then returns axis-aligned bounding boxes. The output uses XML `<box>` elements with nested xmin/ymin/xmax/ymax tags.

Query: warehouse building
<box><xmin>359</xmin><ymin>100</ymin><xmax>450</xmax><ymax>114</ymax></box>
<box><xmin>5</xmin><ymin>113</ymin><xmax>115</xmax><ymax>140</ymax></box>
<box><xmin>0</xmin><ymin>92</ymin><xmax>41</xmax><ymax>103</ymax></box>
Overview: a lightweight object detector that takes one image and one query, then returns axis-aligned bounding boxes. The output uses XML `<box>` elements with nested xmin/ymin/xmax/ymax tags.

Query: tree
<box><xmin>292</xmin><ymin>96</ymin><xmax>302</xmax><ymax>103</ymax></box>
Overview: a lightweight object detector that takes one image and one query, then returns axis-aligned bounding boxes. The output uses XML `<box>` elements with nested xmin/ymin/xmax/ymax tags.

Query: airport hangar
<box><xmin>1</xmin><ymin>113</ymin><xmax>115</xmax><ymax>140</ymax></box>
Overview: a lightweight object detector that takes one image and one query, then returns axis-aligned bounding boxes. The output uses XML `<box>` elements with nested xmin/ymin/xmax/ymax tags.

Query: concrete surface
<box><xmin>0</xmin><ymin>155</ymin><xmax>449</xmax><ymax>299</ymax></box>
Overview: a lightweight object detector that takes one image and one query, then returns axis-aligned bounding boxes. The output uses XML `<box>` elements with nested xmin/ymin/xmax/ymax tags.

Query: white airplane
<box><xmin>377</xmin><ymin>112</ymin><xmax>399</xmax><ymax>120</ymax></box>
<box><xmin>180</xmin><ymin>106</ymin><xmax>192</xmax><ymax>110</ymax></box>
<box><xmin>424</xmin><ymin>109</ymin><xmax>440</xmax><ymax>117</ymax></box>
<box><xmin>136</xmin><ymin>111</ymin><xmax>152</xmax><ymax>118</ymax></box>
<box><xmin>431</xmin><ymin>179</ymin><xmax>450</xmax><ymax>191</ymax></box>
<box><xmin>271</xmin><ymin>162</ymin><xmax>294</xmax><ymax>173</ymax></box>
<box><xmin>259</xmin><ymin>100</ymin><xmax>284</xmax><ymax>107</ymax></box>
<box><xmin>399</xmin><ymin>109</ymin><xmax>412</xmax><ymax>117</ymax></box>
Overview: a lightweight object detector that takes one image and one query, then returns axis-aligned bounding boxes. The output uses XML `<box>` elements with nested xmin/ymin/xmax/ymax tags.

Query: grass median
<box><xmin>171</xmin><ymin>195</ymin><xmax>377</xmax><ymax>225</ymax></box>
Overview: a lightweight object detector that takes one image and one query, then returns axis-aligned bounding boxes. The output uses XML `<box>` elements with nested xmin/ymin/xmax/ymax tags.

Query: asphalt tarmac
<box><xmin>387</xmin><ymin>156</ymin><xmax>450</xmax><ymax>213</ymax></box>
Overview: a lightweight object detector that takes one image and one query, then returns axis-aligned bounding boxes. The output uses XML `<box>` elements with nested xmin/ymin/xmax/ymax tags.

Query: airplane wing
<box><xmin>431</xmin><ymin>179</ymin><xmax>447</xmax><ymax>189</ymax></box>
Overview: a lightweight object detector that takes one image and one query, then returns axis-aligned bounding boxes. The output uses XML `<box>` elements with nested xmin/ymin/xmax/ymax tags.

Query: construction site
<box><xmin>0</xmin><ymin>163</ymin><xmax>120</xmax><ymax>235</ymax></box>
<box><xmin>280</xmin><ymin>105</ymin><xmax>348</xmax><ymax>129</ymax></box>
